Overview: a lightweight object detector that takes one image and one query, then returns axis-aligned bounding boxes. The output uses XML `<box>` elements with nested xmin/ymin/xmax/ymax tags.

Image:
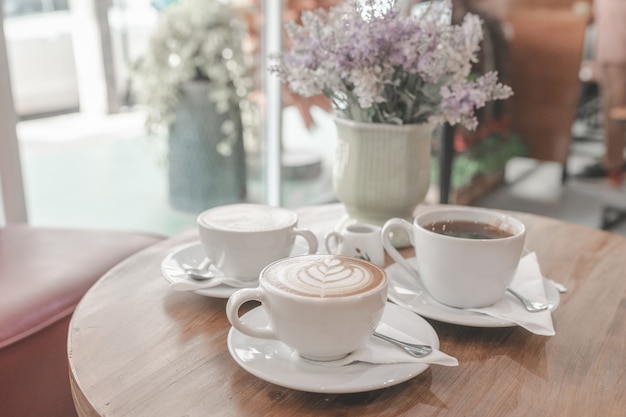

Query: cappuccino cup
<box><xmin>226</xmin><ymin>254</ymin><xmax>388</xmax><ymax>361</ymax></box>
<box><xmin>197</xmin><ymin>204</ymin><xmax>318</xmax><ymax>280</ymax></box>
<box><xmin>382</xmin><ymin>207</ymin><xmax>525</xmax><ymax>309</ymax></box>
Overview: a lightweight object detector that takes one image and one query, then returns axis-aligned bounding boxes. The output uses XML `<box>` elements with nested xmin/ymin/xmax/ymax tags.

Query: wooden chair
<box><xmin>599</xmin><ymin>106</ymin><xmax>626</xmax><ymax>230</ymax></box>
<box><xmin>505</xmin><ymin>8</ymin><xmax>589</xmax><ymax>179</ymax></box>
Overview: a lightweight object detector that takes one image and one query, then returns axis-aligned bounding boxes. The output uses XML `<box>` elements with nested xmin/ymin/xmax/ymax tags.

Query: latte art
<box><xmin>264</xmin><ymin>255</ymin><xmax>386</xmax><ymax>298</ymax></box>
<box><xmin>198</xmin><ymin>204</ymin><xmax>296</xmax><ymax>232</ymax></box>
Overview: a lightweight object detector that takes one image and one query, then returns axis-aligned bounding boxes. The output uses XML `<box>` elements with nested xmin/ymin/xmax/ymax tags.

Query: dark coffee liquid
<box><xmin>424</xmin><ymin>220</ymin><xmax>514</xmax><ymax>239</ymax></box>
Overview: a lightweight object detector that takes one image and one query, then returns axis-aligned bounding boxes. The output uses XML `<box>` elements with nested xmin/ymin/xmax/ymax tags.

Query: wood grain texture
<box><xmin>68</xmin><ymin>204</ymin><xmax>626</xmax><ymax>417</ymax></box>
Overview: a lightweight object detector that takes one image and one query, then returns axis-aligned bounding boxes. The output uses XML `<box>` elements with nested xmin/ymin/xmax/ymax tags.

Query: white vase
<box><xmin>332</xmin><ymin>117</ymin><xmax>435</xmax><ymax>246</ymax></box>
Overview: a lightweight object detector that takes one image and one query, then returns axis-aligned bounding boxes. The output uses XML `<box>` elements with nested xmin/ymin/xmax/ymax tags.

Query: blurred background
<box><xmin>1</xmin><ymin>0</ymin><xmax>624</xmax><ymax>237</ymax></box>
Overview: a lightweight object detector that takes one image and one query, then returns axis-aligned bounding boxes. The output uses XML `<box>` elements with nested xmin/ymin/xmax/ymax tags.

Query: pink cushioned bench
<box><xmin>0</xmin><ymin>225</ymin><xmax>164</xmax><ymax>417</ymax></box>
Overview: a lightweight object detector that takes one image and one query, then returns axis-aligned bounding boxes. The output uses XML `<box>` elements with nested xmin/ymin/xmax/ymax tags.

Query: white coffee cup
<box><xmin>324</xmin><ymin>223</ymin><xmax>385</xmax><ymax>267</ymax></box>
<box><xmin>226</xmin><ymin>254</ymin><xmax>388</xmax><ymax>361</ymax></box>
<box><xmin>382</xmin><ymin>207</ymin><xmax>526</xmax><ymax>309</ymax></box>
<box><xmin>197</xmin><ymin>204</ymin><xmax>318</xmax><ymax>280</ymax></box>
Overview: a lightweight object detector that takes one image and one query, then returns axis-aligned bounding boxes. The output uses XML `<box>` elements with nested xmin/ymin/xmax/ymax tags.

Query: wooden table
<box><xmin>68</xmin><ymin>204</ymin><xmax>626</xmax><ymax>416</ymax></box>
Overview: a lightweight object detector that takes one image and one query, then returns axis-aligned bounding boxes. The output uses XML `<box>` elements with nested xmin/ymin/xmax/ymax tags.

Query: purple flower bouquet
<box><xmin>270</xmin><ymin>0</ymin><xmax>512</xmax><ymax>130</ymax></box>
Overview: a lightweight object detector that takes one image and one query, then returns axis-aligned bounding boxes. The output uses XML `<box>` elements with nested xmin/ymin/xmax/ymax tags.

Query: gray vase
<box><xmin>168</xmin><ymin>81</ymin><xmax>246</xmax><ymax>212</ymax></box>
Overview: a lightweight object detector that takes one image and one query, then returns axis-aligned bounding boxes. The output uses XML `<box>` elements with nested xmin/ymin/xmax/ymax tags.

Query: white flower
<box><xmin>132</xmin><ymin>0</ymin><xmax>250</xmax><ymax>134</ymax></box>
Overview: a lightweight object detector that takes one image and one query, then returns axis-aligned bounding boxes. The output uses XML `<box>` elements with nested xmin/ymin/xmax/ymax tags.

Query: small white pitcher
<box><xmin>324</xmin><ymin>223</ymin><xmax>385</xmax><ymax>267</ymax></box>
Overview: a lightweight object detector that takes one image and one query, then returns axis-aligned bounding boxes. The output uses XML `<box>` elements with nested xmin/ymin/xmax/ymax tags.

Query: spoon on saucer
<box><xmin>373</xmin><ymin>332</ymin><xmax>432</xmax><ymax>358</ymax></box>
<box><xmin>506</xmin><ymin>287</ymin><xmax>549</xmax><ymax>312</ymax></box>
<box><xmin>184</xmin><ymin>268</ymin><xmax>216</xmax><ymax>281</ymax></box>
<box><xmin>182</xmin><ymin>258</ymin><xmax>213</xmax><ymax>280</ymax></box>
<box><xmin>169</xmin><ymin>276</ymin><xmax>252</xmax><ymax>291</ymax></box>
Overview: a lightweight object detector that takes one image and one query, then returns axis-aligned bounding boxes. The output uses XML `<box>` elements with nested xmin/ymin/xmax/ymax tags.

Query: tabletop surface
<box><xmin>68</xmin><ymin>204</ymin><xmax>626</xmax><ymax>417</ymax></box>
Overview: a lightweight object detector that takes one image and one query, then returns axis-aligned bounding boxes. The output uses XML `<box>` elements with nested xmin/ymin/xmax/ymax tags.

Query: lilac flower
<box><xmin>269</xmin><ymin>0</ymin><xmax>512</xmax><ymax>130</ymax></box>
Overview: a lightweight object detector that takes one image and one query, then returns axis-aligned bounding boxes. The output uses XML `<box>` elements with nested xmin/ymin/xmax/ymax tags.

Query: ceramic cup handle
<box><xmin>381</xmin><ymin>218</ymin><xmax>420</xmax><ymax>282</ymax></box>
<box><xmin>293</xmin><ymin>228</ymin><xmax>319</xmax><ymax>254</ymax></box>
<box><xmin>324</xmin><ymin>231</ymin><xmax>342</xmax><ymax>254</ymax></box>
<box><xmin>226</xmin><ymin>288</ymin><xmax>277</xmax><ymax>340</ymax></box>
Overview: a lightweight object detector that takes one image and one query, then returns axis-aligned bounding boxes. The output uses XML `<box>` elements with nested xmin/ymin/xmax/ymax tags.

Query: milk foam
<box><xmin>264</xmin><ymin>255</ymin><xmax>385</xmax><ymax>298</ymax></box>
<box><xmin>199</xmin><ymin>204</ymin><xmax>296</xmax><ymax>232</ymax></box>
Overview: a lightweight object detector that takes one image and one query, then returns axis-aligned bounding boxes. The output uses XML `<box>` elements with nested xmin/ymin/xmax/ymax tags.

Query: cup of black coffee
<box><xmin>382</xmin><ymin>207</ymin><xmax>526</xmax><ymax>308</ymax></box>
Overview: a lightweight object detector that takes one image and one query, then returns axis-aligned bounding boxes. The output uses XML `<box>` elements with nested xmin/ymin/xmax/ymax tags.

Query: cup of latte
<box><xmin>197</xmin><ymin>204</ymin><xmax>318</xmax><ymax>280</ymax></box>
<box><xmin>382</xmin><ymin>207</ymin><xmax>526</xmax><ymax>309</ymax></box>
<box><xmin>226</xmin><ymin>254</ymin><xmax>388</xmax><ymax>361</ymax></box>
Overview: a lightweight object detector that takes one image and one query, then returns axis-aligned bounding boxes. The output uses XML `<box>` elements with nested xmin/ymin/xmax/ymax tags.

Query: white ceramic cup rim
<box><xmin>414</xmin><ymin>207</ymin><xmax>525</xmax><ymax>241</ymax></box>
<box><xmin>344</xmin><ymin>223</ymin><xmax>380</xmax><ymax>234</ymax></box>
<box><xmin>197</xmin><ymin>204</ymin><xmax>298</xmax><ymax>233</ymax></box>
<box><xmin>258</xmin><ymin>255</ymin><xmax>388</xmax><ymax>301</ymax></box>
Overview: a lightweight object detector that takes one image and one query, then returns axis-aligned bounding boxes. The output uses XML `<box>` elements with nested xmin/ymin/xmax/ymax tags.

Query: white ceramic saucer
<box><xmin>161</xmin><ymin>242</ymin><xmax>307</xmax><ymax>298</ymax></box>
<box><xmin>386</xmin><ymin>257</ymin><xmax>560</xmax><ymax>328</ymax></box>
<box><xmin>227</xmin><ymin>302</ymin><xmax>439</xmax><ymax>393</ymax></box>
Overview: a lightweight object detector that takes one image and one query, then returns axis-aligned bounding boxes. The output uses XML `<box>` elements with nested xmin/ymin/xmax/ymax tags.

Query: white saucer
<box><xmin>227</xmin><ymin>302</ymin><xmax>439</xmax><ymax>393</ymax></box>
<box><xmin>161</xmin><ymin>242</ymin><xmax>306</xmax><ymax>298</ymax></box>
<box><xmin>386</xmin><ymin>257</ymin><xmax>560</xmax><ymax>328</ymax></box>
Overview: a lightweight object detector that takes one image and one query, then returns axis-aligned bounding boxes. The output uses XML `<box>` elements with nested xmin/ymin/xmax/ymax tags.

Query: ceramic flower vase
<box><xmin>168</xmin><ymin>81</ymin><xmax>246</xmax><ymax>212</ymax></box>
<box><xmin>332</xmin><ymin>117</ymin><xmax>435</xmax><ymax>247</ymax></box>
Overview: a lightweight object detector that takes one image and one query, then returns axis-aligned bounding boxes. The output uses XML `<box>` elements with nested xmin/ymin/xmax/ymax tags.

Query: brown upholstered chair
<box><xmin>505</xmin><ymin>7</ymin><xmax>589</xmax><ymax>178</ymax></box>
<box><xmin>0</xmin><ymin>225</ymin><xmax>164</xmax><ymax>417</ymax></box>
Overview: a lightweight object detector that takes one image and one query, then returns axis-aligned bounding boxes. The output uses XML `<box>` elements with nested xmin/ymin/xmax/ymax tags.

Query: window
<box><xmin>3</xmin><ymin>0</ymin><xmax>69</xmax><ymax>18</ymax></box>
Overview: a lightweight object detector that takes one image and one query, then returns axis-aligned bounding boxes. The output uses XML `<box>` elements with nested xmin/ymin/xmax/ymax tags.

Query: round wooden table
<box><xmin>68</xmin><ymin>204</ymin><xmax>626</xmax><ymax>416</ymax></box>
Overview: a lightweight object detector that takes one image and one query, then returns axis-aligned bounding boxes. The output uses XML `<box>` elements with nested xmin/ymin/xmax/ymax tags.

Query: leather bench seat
<box><xmin>0</xmin><ymin>225</ymin><xmax>164</xmax><ymax>417</ymax></box>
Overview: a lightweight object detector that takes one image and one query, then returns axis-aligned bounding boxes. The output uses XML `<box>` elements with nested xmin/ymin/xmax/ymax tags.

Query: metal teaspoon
<box><xmin>373</xmin><ymin>332</ymin><xmax>433</xmax><ymax>357</ymax></box>
<box><xmin>506</xmin><ymin>287</ymin><xmax>549</xmax><ymax>312</ymax></box>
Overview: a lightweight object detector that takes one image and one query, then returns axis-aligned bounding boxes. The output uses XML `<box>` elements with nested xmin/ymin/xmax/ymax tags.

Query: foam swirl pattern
<box><xmin>265</xmin><ymin>255</ymin><xmax>384</xmax><ymax>298</ymax></box>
